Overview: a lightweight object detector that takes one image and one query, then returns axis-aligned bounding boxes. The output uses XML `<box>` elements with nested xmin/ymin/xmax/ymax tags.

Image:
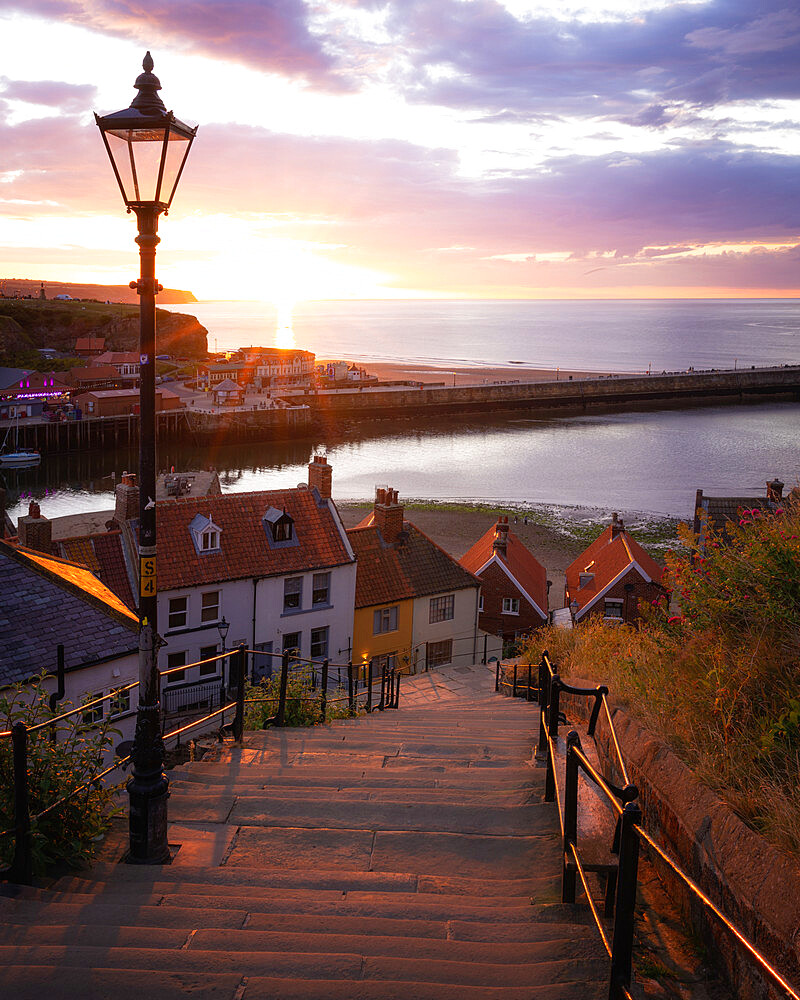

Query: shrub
<box><xmin>0</xmin><ymin>677</ymin><xmax>122</xmax><ymax>875</ymax></box>
<box><xmin>521</xmin><ymin>502</ymin><xmax>800</xmax><ymax>855</ymax></box>
<box><xmin>243</xmin><ymin>668</ymin><xmax>357</xmax><ymax>730</ymax></box>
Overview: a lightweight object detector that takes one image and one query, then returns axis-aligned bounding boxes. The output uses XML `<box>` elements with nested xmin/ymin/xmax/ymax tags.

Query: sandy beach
<box><xmin>324</xmin><ymin>360</ymin><xmax>619</xmax><ymax>387</ymax></box>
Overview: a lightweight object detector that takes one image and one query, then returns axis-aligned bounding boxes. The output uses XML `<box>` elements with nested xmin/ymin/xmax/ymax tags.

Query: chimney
<box><xmin>115</xmin><ymin>471</ymin><xmax>139</xmax><ymax>523</ymax></box>
<box><xmin>308</xmin><ymin>454</ymin><xmax>332</xmax><ymax>498</ymax></box>
<box><xmin>767</xmin><ymin>479</ymin><xmax>784</xmax><ymax>503</ymax></box>
<box><xmin>493</xmin><ymin>517</ymin><xmax>509</xmax><ymax>556</ymax></box>
<box><xmin>610</xmin><ymin>512</ymin><xmax>624</xmax><ymax>538</ymax></box>
<box><xmin>18</xmin><ymin>500</ymin><xmax>52</xmax><ymax>553</ymax></box>
<box><xmin>374</xmin><ymin>486</ymin><xmax>404</xmax><ymax>545</ymax></box>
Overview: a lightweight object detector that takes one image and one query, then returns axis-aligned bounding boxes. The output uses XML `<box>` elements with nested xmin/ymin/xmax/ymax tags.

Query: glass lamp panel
<box><xmin>104</xmin><ymin>130</ymin><xmax>137</xmax><ymax>204</ymax></box>
<box><xmin>160</xmin><ymin>130</ymin><xmax>192</xmax><ymax>207</ymax></box>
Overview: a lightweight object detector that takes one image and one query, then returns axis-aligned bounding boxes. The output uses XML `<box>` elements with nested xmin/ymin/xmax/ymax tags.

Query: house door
<box><xmin>252</xmin><ymin>641</ymin><xmax>274</xmax><ymax>683</ymax></box>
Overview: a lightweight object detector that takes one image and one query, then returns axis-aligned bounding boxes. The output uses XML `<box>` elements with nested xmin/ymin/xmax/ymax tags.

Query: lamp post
<box><xmin>96</xmin><ymin>53</ymin><xmax>197</xmax><ymax>864</ymax></box>
<box><xmin>217</xmin><ymin>616</ymin><xmax>230</xmax><ymax>687</ymax></box>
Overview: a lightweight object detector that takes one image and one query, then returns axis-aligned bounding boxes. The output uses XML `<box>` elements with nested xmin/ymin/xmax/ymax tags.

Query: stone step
<box><xmin>167</xmin><ymin>780</ymin><xmax>536</xmax><ymax>804</ymax></box>
<box><xmin>0</xmin><ymin>945</ymin><xmax>609</xmax><ymax>988</ymax></box>
<box><xmin>177</xmin><ymin>764</ymin><xmax>539</xmax><ymax>789</ymax></box>
<box><xmin>0</xmin><ymin>967</ymin><xmax>605</xmax><ymax>1000</ymax></box>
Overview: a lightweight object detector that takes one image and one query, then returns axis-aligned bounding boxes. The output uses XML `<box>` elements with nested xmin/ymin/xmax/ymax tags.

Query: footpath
<box><xmin>0</xmin><ymin>663</ymin><xmax>609</xmax><ymax>999</ymax></box>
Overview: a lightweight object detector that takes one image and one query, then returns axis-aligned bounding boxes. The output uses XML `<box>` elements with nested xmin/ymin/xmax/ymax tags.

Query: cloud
<box><xmin>0</xmin><ymin>77</ymin><xmax>97</xmax><ymax>111</ymax></box>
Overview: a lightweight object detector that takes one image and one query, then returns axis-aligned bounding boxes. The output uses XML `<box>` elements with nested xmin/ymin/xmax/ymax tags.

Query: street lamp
<box><xmin>96</xmin><ymin>53</ymin><xmax>197</xmax><ymax>865</ymax></box>
<box><xmin>217</xmin><ymin>616</ymin><xmax>230</xmax><ymax>650</ymax></box>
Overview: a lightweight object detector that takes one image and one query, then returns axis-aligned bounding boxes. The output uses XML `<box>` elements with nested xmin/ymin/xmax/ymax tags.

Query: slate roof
<box><xmin>0</xmin><ymin>542</ymin><xmax>137</xmax><ymax>687</ymax></box>
<box><xmin>0</xmin><ymin>367</ymin><xmax>31</xmax><ymax>390</ymax></box>
<box><xmin>140</xmin><ymin>488</ymin><xmax>354</xmax><ymax>592</ymax></box>
<box><xmin>460</xmin><ymin>524</ymin><xmax>548</xmax><ymax>615</ymax></box>
<box><xmin>565</xmin><ymin>525</ymin><xmax>664</xmax><ymax>615</ymax></box>
<box><xmin>348</xmin><ymin>519</ymin><xmax>479</xmax><ymax>609</ymax></box>
<box><xmin>694</xmin><ymin>493</ymin><xmax>775</xmax><ymax>546</ymax></box>
<box><xmin>55</xmin><ymin>532</ymin><xmax>135</xmax><ymax>609</ymax></box>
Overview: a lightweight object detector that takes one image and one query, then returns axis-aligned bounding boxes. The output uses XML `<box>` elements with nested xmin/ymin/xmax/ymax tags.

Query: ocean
<box><xmin>4</xmin><ymin>299</ymin><xmax>799</xmax><ymax>523</ymax></box>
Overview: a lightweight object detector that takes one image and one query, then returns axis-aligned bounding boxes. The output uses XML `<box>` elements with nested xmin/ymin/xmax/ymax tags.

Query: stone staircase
<box><xmin>0</xmin><ymin>663</ymin><xmax>609</xmax><ymax>999</ymax></box>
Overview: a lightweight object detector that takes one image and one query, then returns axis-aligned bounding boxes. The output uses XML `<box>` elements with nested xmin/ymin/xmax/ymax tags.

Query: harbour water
<box><xmin>3</xmin><ymin>299</ymin><xmax>799</xmax><ymax>524</ymax></box>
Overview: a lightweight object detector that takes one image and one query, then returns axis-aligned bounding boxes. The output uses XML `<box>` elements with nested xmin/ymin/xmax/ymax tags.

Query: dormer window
<box><xmin>263</xmin><ymin>506</ymin><xmax>296</xmax><ymax>547</ymax></box>
<box><xmin>189</xmin><ymin>513</ymin><xmax>222</xmax><ymax>555</ymax></box>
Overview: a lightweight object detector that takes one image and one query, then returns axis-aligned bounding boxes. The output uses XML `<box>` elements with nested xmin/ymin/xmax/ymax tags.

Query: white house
<box><xmin>123</xmin><ymin>456</ymin><xmax>356</xmax><ymax>707</ymax></box>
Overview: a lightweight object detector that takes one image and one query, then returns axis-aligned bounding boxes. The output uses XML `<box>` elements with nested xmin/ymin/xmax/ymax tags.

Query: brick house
<box><xmin>348</xmin><ymin>488</ymin><xmax>482</xmax><ymax>674</ymax></box>
<box><xmin>460</xmin><ymin>517</ymin><xmax>548</xmax><ymax>640</ymax></box>
<box><xmin>564</xmin><ymin>514</ymin><xmax>666</xmax><ymax>626</ymax></box>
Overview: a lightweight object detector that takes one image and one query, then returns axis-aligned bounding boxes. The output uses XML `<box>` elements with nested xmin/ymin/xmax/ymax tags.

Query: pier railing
<box><xmin>517</xmin><ymin>650</ymin><xmax>799</xmax><ymax>1000</ymax></box>
<box><xmin>0</xmin><ymin>643</ymin><xmax>400</xmax><ymax>885</ymax></box>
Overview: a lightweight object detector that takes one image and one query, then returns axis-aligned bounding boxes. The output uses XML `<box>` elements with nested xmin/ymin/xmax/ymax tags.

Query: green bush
<box><xmin>521</xmin><ymin>503</ymin><xmax>800</xmax><ymax>855</ymax></box>
<box><xmin>243</xmin><ymin>668</ymin><xmax>358</xmax><ymax>730</ymax></box>
<box><xmin>0</xmin><ymin>677</ymin><xmax>122</xmax><ymax>875</ymax></box>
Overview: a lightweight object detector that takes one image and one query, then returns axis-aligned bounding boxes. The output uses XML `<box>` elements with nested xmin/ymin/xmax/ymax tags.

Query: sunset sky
<box><xmin>1</xmin><ymin>0</ymin><xmax>799</xmax><ymax>302</ymax></box>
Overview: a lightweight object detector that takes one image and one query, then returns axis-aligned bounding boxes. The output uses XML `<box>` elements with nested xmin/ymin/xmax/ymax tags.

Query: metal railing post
<box><xmin>320</xmin><ymin>658</ymin><xmax>329</xmax><ymax>723</ymax></box>
<box><xmin>347</xmin><ymin>660</ymin><xmax>354</xmax><ymax>712</ymax></box>
<box><xmin>562</xmin><ymin>730</ymin><xmax>580</xmax><ymax>903</ymax></box>
<box><xmin>277</xmin><ymin>650</ymin><xmax>289</xmax><ymax>726</ymax></box>
<box><xmin>512</xmin><ymin>663</ymin><xmax>518</xmax><ymax>698</ymax></box>
<box><xmin>544</xmin><ymin>675</ymin><xmax>561</xmax><ymax>802</ymax></box>
<box><xmin>609</xmin><ymin>801</ymin><xmax>642</xmax><ymax>999</ymax></box>
<box><xmin>366</xmin><ymin>659</ymin><xmax>373</xmax><ymax>712</ymax></box>
<box><xmin>378</xmin><ymin>666</ymin><xmax>386</xmax><ymax>711</ymax></box>
<box><xmin>393</xmin><ymin>670</ymin><xmax>400</xmax><ymax>708</ymax></box>
<box><xmin>536</xmin><ymin>655</ymin><xmax>548</xmax><ymax>762</ymax></box>
<box><xmin>495</xmin><ymin>659</ymin><xmax>500</xmax><ymax>691</ymax></box>
<box><xmin>233</xmin><ymin>642</ymin><xmax>246</xmax><ymax>744</ymax></box>
<box><xmin>588</xmin><ymin>685</ymin><xmax>608</xmax><ymax>737</ymax></box>
<box><xmin>527</xmin><ymin>661</ymin><xmax>533</xmax><ymax>702</ymax></box>
<box><xmin>11</xmin><ymin>722</ymin><xmax>32</xmax><ymax>885</ymax></box>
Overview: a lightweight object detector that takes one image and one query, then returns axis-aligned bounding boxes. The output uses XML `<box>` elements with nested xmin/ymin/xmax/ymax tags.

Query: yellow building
<box><xmin>348</xmin><ymin>488</ymin><xmax>480</xmax><ymax>675</ymax></box>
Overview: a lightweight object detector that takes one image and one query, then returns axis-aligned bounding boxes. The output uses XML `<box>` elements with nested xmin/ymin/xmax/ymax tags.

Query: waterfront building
<box><xmin>64</xmin><ymin>364</ymin><xmax>126</xmax><ymax>395</ymax></box>
<box><xmin>460</xmin><ymin>517</ymin><xmax>548</xmax><ymax>641</ymax></box>
<box><xmin>202</xmin><ymin>349</ymin><xmax>315</xmax><ymax>390</ymax></box>
<box><xmin>564</xmin><ymin>514</ymin><xmax>665</xmax><ymax>626</ymax></box>
<box><xmin>74</xmin><ymin>386</ymin><xmax>182</xmax><ymax>417</ymax></box>
<box><xmin>348</xmin><ymin>488</ymin><xmax>482</xmax><ymax>674</ymax></box>
<box><xmin>89</xmin><ymin>351</ymin><xmax>140</xmax><ymax>380</ymax></box>
<box><xmin>0</xmin><ymin>370</ymin><xmax>70</xmax><ymax>419</ymax></box>
<box><xmin>0</xmin><ymin>523</ymin><xmax>139</xmax><ymax>755</ymax></box>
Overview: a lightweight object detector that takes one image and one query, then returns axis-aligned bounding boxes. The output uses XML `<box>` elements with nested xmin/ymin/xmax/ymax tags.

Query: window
<box><xmin>478</xmin><ymin>595</ymin><xmax>484</xmax><ymax>612</ymax></box>
<box><xmin>201</xmin><ymin>530</ymin><xmax>218</xmax><ymax>551</ymax></box>
<box><xmin>166</xmin><ymin>651</ymin><xmax>186</xmax><ymax>684</ymax></box>
<box><xmin>200</xmin><ymin>591</ymin><xmax>220</xmax><ymax>623</ymax></box>
<box><xmin>189</xmin><ymin>513</ymin><xmax>223</xmax><ymax>555</ymax></box>
<box><xmin>263</xmin><ymin>506</ymin><xmax>295</xmax><ymax>544</ymax></box>
<box><xmin>282</xmin><ymin>631</ymin><xmax>301</xmax><ymax>654</ymax></box>
<box><xmin>310</xmin><ymin>626</ymin><xmax>329</xmax><ymax>659</ymax></box>
<box><xmin>502</xmin><ymin>598</ymin><xmax>520</xmax><ymax>615</ymax></box>
<box><xmin>604</xmin><ymin>599</ymin><xmax>624</xmax><ymax>620</ymax></box>
<box><xmin>274</xmin><ymin>519</ymin><xmax>292</xmax><ymax>542</ymax></box>
<box><xmin>429</xmin><ymin>594</ymin><xmax>455</xmax><ymax>624</ymax></box>
<box><xmin>284</xmin><ymin>577</ymin><xmax>303</xmax><ymax>611</ymax></box>
<box><xmin>168</xmin><ymin>596</ymin><xmax>187</xmax><ymax>629</ymax></box>
<box><xmin>82</xmin><ymin>691</ymin><xmax>104</xmax><ymax>726</ymax></box>
<box><xmin>199</xmin><ymin>644</ymin><xmax>219</xmax><ymax>677</ymax></box>
<box><xmin>373</xmin><ymin>605</ymin><xmax>398</xmax><ymax>635</ymax></box>
<box><xmin>312</xmin><ymin>572</ymin><xmax>330</xmax><ymax>606</ymax></box>
<box><xmin>109</xmin><ymin>686</ymin><xmax>131</xmax><ymax>718</ymax></box>
<box><xmin>427</xmin><ymin>639</ymin><xmax>452</xmax><ymax>669</ymax></box>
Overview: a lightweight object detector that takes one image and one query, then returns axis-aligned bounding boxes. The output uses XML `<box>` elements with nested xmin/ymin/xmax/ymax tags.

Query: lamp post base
<box><xmin>126</xmin><ymin>700</ymin><xmax>171</xmax><ymax>865</ymax></box>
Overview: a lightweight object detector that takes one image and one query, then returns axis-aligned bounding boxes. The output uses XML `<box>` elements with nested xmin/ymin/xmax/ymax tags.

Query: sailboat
<box><xmin>0</xmin><ymin>413</ymin><xmax>41</xmax><ymax>467</ymax></box>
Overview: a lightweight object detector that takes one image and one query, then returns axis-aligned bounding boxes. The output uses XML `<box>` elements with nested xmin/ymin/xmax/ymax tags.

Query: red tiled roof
<box><xmin>74</xmin><ymin>337</ymin><xmax>105</xmax><ymax>351</ymax></box>
<box><xmin>460</xmin><ymin>525</ymin><xmax>548</xmax><ymax>613</ymax></box>
<box><xmin>66</xmin><ymin>365</ymin><xmax>120</xmax><ymax>383</ymax></box>
<box><xmin>565</xmin><ymin>526</ymin><xmax>664</xmax><ymax>613</ymax></box>
<box><xmin>90</xmin><ymin>352</ymin><xmax>139</xmax><ymax>366</ymax></box>
<box><xmin>348</xmin><ymin>521</ymin><xmax>478</xmax><ymax>609</ymax></box>
<box><xmin>56</xmin><ymin>531</ymin><xmax>136</xmax><ymax>609</ymax></box>
<box><xmin>150</xmin><ymin>489</ymin><xmax>353</xmax><ymax>592</ymax></box>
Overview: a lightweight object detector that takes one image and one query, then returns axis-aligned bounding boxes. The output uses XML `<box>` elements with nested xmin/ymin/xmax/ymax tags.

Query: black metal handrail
<box><xmin>532</xmin><ymin>648</ymin><xmax>800</xmax><ymax>1000</ymax></box>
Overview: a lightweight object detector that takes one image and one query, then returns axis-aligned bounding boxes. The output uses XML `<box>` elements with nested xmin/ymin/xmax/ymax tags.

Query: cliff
<box><xmin>0</xmin><ymin>300</ymin><xmax>208</xmax><ymax>358</ymax></box>
<box><xmin>0</xmin><ymin>278</ymin><xmax>196</xmax><ymax>304</ymax></box>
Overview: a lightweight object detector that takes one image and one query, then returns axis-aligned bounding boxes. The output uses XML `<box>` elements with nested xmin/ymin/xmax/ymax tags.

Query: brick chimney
<box><xmin>374</xmin><ymin>486</ymin><xmax>404</xmax><ymax>545</ymax></box>
<box><xmin>18</xmin><ymin>500</ymin><xmax>52</xmax><ymax>553</ymax></box>
<box><xmin>766</xmin><ymin>479</ymin><xmax>784</xmax><ymax>503</ymax></box>
<box><xmin>115</xmin><ymin>472</ymin><xmax>139</xmax><ymax>523</ymax></box>
<box><xmin>493</xmin><ymin>516</ymin><xmax>509</xmax><ymax>556</ymax></box>
<box><xmin>610</xmin><ymin>512</ymin><xmax>624</xmax><ymax>539</ymax></box>
<box><xmin>308</xmin><ymin>455</ymin><xmax>332</xmax><ymax>498</ymax></box>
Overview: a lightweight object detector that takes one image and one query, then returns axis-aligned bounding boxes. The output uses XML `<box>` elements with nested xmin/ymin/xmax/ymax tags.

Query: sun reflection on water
<box><xmin>274</xmin><ymin>300</ymin><xmax>296</xmax><ymax>349</ymax></box>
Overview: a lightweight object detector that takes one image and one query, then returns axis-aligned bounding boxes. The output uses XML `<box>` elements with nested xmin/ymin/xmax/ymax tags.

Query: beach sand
<box><xmin>323</xmin><ymin>360</ymin><xmax>619</xmax><ymax>387</ymax></box>
<box><xmin>337</xmin><ymin>503</ymin><xmax>586</xmax><ymax>598</ymax></box>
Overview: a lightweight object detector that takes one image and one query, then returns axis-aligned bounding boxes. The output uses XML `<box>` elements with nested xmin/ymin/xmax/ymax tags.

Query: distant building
<box><xmin>564</xmin><ymin>514</ymin><xmax>666</xmax><ymax>626</ymax></box>
<box><xmin>202</xmin><ymin>349</ymin><xmax>315</xmax><ymax>390</ymax></box>
<box><xmin>0</xmin><ymin>371</ymin><xmax>70</xmax><ymax>418</ymax></box>
<box><xmin>75</xmin><ymin>387</ymin><xmax>181</xmax><ymax>417</ymax></box>
<box><xmin>693</xmin><ymin>479</ymin><xmax>786</xmax><ymax>550</ymax></box>
<box><xmin>460</xmin><ymin>516</ymin><xmax>548</xmax><ymax>640</ymax></box>
<box><xmin>74</xmin><ymin>337</ymin><xmax>106</xmax><ymax>358</ymax></box>
<box><xmin>212</xmin><ymin>377</ymin><xmax>243</xmax><ymax>406</ymax></box>
<box><xmin>348</xmin><ymin>488</ymin><xmax>482</xmax><ymax>673</ymax></box>
<box><xmin>89</xmin><ymin>351</ymin><xmax>140</xmax><ymax>379</ymax></box>
<box><xmin>64</xmin><ymin>364</ymin><xmax>125</xmax><ymax>395</ymax></box>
